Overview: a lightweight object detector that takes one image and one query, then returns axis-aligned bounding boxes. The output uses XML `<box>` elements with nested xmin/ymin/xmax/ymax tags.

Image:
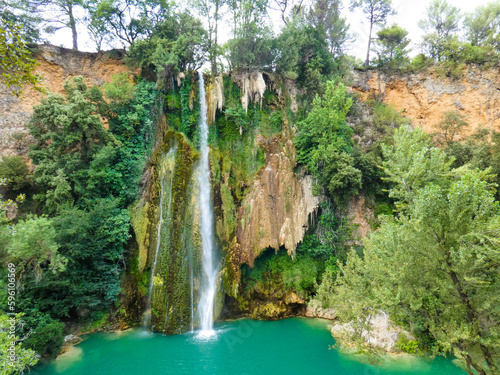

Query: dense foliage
<box><xmin>0</xmin><ymin>19</ymin><xmax>42</xmax><ymax>95</ymax></box>
<box><xmin>296</xmin><ymin>81</ymin><xmax>361</xmax><ymax>204</ymax></box>
<box><xmin>0</xmin><ymin>76</ymin><xmax>161</xmax><ymax>368</ymax></box>
<box><xmin>2</xmin><ymin>0</ymin><xmax>500</xmax><ymax>373</ymax></box>
<box><xmin>326</xmin><ymin>126</ymin><xmax>500</xmax><ymax>373</ymax></box>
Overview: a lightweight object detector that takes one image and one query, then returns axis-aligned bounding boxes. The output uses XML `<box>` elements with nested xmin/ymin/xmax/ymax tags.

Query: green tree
<box><xmin>126</xmin><ymin>10</ymin><xmax>206</xmax><ymax>80</ymax></box>
<box><xmin>372</xmin><ymin>24</ymin><xmax>410</xmax><ymax>68</ymax></box>
<box><xmin>0</xmin><ymin>19</ymin><xmax>41</xmax><ymax>96</ymax></box>
<box><xmin>20</xmin><ymin>308</ymin><xmax>64</xmax><ymax>357</ymax></box>
<box><xmin>350</xmin><ymin>0</ymin><xmax>395</xmax><ymax>66</ymax></box>
<box><xmin>464</xmin><ymin>1</ymin><xmax>500</xmax><ymax>51</ymax></box>
<box><xmin>296</xmin><ymin>81</ymin><xmax>362</xmax><ymax>204</ymax></box>
<box><xmin>6</xmin><ymin>216</ymin><xmax>67</xmax><ymax>280</ymax></box>
<box><xmin>308</xmin><ymin>0</ymin><xmax>351</xmax><ymax>57</ymax></box>
<box><xmin>15</xmin><ymin>199</ymin><xmax>130</xmax><ymax>318</ymax></box>
<box><xmin>226</xmin><ymin>0</ymin><xmax>274</xmax><ymax>69</ymax></box>
<box><xmin>275</xmin><ymin>10</ymin><xmax>334</xmax><ymax>86</ymax></box>
<box><xmin>192</xmin><ymin>0</ymin><xmax>225</xmax><ymax>75</ymax></box>
<box><xmin>330</xmin><ymin>126</ymin><xmax>500</xmax><ymax>374</ymax></box>
<box><xmin>20</xmin><ymin>0</ymin><xmax>84</xmax><ymax>50</ymax></box>
<box><xmin>433</xmin><ymin>111</ymin><xmax>468</xmax><ymax>148</ymax></box>
<box><xmin>28</xmin><ymin>76</ymin><xmax>116</xmax><ymax>212</ymax></box>
<box><xmin>0</xmin><ymin>313</ymin><xmax>38</xmax><ymax>374</ymax></box>
<box><xmin>0</xmin><ymin>156</ymin><xmax>31</xmax><ymax>193</ymax></box>
<box><xmin>418</xmin><ymin>0</ymin><xmax>461</xmax><ymax>61</ymax></box>
<box><xmin>88</xmin><ymin>0</ymin><xmax>175</xmax><ymax>48</ymax></box>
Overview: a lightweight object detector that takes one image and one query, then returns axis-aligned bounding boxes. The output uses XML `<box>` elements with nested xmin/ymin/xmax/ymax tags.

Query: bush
<box><xmin>21</xmin><ymin>309</ymin><xmax>65</xmax><ymax>357</ymax></box>
<box><xmin>410</xmin><ymin>54</ymin><xmax>433</xmax><ymax>71</ymax></box>
<box><xmin>0</xmin><ymin>156</ymin><xmax>31</xmax><ymax>192</ymax></box>
<box><xmin>395</xmin><ymin>334</ymin><xmax>420</xmax><ymax>354</ymax></box>
<box><xmin>283</xmin><ymin>258</ymin><xmax>318</xmax><ymax>294</ymax></box>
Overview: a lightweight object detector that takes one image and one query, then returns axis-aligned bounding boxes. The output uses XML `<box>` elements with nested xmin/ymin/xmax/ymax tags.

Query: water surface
<box><xmin>32</xmin><ymin>318</ymin><xmax>465</xmax><ymax>375</ymax></box>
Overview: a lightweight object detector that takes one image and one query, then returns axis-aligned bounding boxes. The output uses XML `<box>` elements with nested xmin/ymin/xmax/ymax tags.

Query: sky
<box><xmin>346</xmin><ymin>0</ymin><xmax>495</xmax><ymax>60</ymax></box>
<box><xmin>49</xmin><ymin>0</ymin><xmax>496</xmax><ymax>59</ymax></box>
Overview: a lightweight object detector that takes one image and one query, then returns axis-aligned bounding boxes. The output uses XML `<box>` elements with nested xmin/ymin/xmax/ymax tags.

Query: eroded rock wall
<box><xmin>236</xmin><ymin>133</ymin><xmax>320</xmax><ymax>267</ymax></box>
<box><xmin>0</xmin><ymin>44</ymin><xmax>129</xmax><ymax>156</ymax></box>
<box><xmin>352</xmin><ymin>68</ymin><xmax>500</xmax><ymax>135</ymax></box>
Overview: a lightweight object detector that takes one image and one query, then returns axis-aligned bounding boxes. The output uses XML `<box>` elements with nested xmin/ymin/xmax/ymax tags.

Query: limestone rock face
<box><xmin>305</xmin><ymin>299</ymin><xmax>337</xmax><ymax>320</ymax></box>
<box><xmin>206</xmin><ymin>74</ymin><xmax>224</xmax><ymax>124</ymax></box>
<box><xmin>352</xmin><ymin>68</ymin><xmax>500</xmax><ymax>135</ymax></box>
<box><xmin>231</xmin><ymin>70</ymin><xmax>266</xmax><ymax>113</ymax></box>
<box><xmin>331</xmin><ymin>311</ymin><xmax>411</xmax><ymax>352</ymax></box>
<box><xmin>236</xmin><ymin>134</ymin><xmax>320</xmax><ymax>266</ymax></box>
<box><xmin>346</xmin><ymin>195</ymin><xmax>375</xmax><ymax>245</ymax></box>
<box><xmin>0</xmin><ymin>45</ymin><xmax>129</xmax><ymax>157</ymax></box>
<box><xmin>63</xmin><ymin>334</ymin><xmax>82</xmax><ymax>345</ymax></box>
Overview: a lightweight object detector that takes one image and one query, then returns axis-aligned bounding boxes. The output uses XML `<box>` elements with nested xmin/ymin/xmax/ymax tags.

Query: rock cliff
<box><xmin>0</xmin><ymin>45</ymin><xmax>129</xmax><ymax>156</ymax></box>
<box><xmin>352</xmin><ymin>68</ymin><xmax>500</xmax><ymax>135</ymax></box>
<box><xmin>236</xmin><ymin>133</ymin><xmax>320</xmax><ymax>267</ymax></box>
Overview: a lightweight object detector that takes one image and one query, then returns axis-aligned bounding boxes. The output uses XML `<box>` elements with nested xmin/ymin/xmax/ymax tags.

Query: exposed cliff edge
<box><xmin>352</xmin><ymin>68</ymin><xmax>500</xmax><ymax>135</ymax></box>
<box><xmin>0</xmin><ymin>45</ymin><xmax>129</xmax><ymax>156</ymax></box>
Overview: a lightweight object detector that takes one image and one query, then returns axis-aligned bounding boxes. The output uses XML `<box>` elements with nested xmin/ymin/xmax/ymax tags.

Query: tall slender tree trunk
<box><xmin>365</xmin><ymin>19</ymin><xmax>373</xmax><ymax>66</ymax></box>
<box><xmin>68</xmin><ymin>3</ymin><xmax>78</xmax><ymax>50</ymax></box>
<box><xmin>211</xmin><ymin>1</ymin><xmax>219</xmax><ymax>76</ymax></box>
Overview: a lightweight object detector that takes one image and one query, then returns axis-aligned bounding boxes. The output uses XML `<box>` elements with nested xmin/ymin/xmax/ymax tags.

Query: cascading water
<box><xmin>197</xmin><ymin>71</ymin><xmax>219</xmax><ymax>337</ymax></box>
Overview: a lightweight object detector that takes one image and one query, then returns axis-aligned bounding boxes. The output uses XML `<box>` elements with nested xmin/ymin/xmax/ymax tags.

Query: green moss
<box><xmin>220</xmin><ymin>184</ymin><xmax>236</xmax><ymax>242</ymax></box>
<box><xmin>166</xmin><ymin>93</ymin><xmax>180</xmax><ymax>109</ymax></box>
<box><xmin>145</xmin><ymin>129</ymin><xmax>202</xmax><ymax>333</ymax></box>
<box><xmin>240</xmin><ymin>248</ymin><xmax>323</xmax><ymax>305</ymax></box>
<box><xmin>130</xmin><ymin>201</ymin><xmax>151</xmax><ymax>274</ymax></box>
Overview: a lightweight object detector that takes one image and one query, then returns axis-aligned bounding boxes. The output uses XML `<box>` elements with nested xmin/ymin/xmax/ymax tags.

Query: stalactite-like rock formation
<box><xmin>231</xmin><ymin>70</ymin><xmax>267</xmax><ymax>113</ymax></box>
<box><xmin>236</xmin><ymin>134</ymin><xmax>320</xmax><ymax>267</ymax></box>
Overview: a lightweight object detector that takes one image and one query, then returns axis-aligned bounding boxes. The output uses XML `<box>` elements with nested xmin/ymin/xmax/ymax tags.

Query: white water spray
<box><xmin>197</xmin><ymin>71</ymin><xmax>218</xmax><ymax>338</ymax></box>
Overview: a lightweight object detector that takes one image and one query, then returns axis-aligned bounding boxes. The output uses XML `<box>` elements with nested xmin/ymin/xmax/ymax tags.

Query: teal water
<box><xmin>32</xmin><ymin>318</ymin><xmax>465</xmax><ymax>375</ymax></box>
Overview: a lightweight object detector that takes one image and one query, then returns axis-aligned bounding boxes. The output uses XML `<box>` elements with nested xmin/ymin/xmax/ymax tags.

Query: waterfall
<box><xmin>197</xmin><ymin>71</ymin><xmax>218</xmax><ymax>337</ymax></box>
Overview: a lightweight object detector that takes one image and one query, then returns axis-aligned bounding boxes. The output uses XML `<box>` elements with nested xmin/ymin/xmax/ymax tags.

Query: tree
<box><xmin>225</xmin><ymin>0</ymin><xmax>274</xmax><ymax>69</ymax></box>
<box><xmin>329</xmin><ymin>126</ymin><xmax>500</xmax><ymax>374</ymax></box>
<box><xmin>17</xmin><ymin>0</ymin><xmax>85</xmax><ymax>50</ymax></box>
<box><xmin>418</xmin><ymin>0</ymin><xmax>461</xmax><ymax>61</ymax></box>
<box><xmin>88</xmin><ymin>0</ymin><xmax>179</xmax><ymax>49</ymax></box>
<box><xmin>268</xmin><ymin>0</ymin><xmax>305</xmax><ymax>25</ymax></box>
<box><xmin>372</xmin><ymin>24</ymin><xmax>410</xmax><ymax>68</ymax></box>
<box><xmin>34</xmin><ymin>199</ymin><xmax>130</xmax><ymax>317</ymax></box>
<box><xmin>6</xmin><ymin>216</ymin><xmax>67</xmax><ymax>280</ymax></box>
<box><xmin>1</xmin><ymin>0</ymin><xmax>47</xmax><ymax>43</ymax></box>
<box><xmin>350</xmin><ymin>0</ymin><xmax>394</xmax><ymax>66</ymax></box>
<box><xmin>433</xmin><ymin>111</ymin><xmax>468</xmax><ymax>148</ymax></box>
<box><xmin>0</xmin><ymin>313</ymin><xmax>39</xmax><ymax>374</ymax></box>
<box><xmin>464</xmin><ymin>1</ymin><xmax>500</xmax><ymax>52</ymax></box>
<box><xmin>0</xmin><ymin>156</ymin><xmax>31</xmax><ymax>193</ymax></box>
<box><xmin>308</xmin><ymin>0</ymin><xmax>351</xmax><ymax>57</ymax></box>
<box><xmin>275</xmin><ymin>10</ymin><xmax>334</xmax><ymax>85</ymax></box>
<box><xmin>126</xmin><ymin>10</ymin><xmax>206</xmax><ymax>80</ymax></box>
<box><xmin>192</xmin><ymin>0</ymin><xmax>225</xmax><ymax>76</ymax></box>
<box><xmin>0</xmin><ymin>19</ymin><xmax>42</xmax><ymax>96</ymax></box>
<box><xmin>296</xmin><ymin>81</ymin><xmax>362</xmax><ymax>204</ymax></box>
<box><xmin>28</xmin><ymin>76</ymin><xmax>116</xmax><ymax>212</ymax></box>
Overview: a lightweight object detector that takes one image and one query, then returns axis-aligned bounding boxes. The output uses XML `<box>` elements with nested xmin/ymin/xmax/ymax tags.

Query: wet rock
<box><xmin>331</xmin><ymin>311</ymin><xmax>411</xmax><ymax>352</ymax></box>
<box><xmin>305</xmin><ymin>299</ymin><xmax>336</xmax><ymax>320</ymax></box>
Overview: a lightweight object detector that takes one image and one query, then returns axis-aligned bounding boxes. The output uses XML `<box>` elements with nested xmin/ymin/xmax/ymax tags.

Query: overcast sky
<box><xmin>346</xmin><ymin>0</ymin><xmax>495</xmax><ymax>60</ymax></box>
<box><xmin>50</xmin><ymin>0</ymin><xmax>496</xmax><ymax>59</ymax></box>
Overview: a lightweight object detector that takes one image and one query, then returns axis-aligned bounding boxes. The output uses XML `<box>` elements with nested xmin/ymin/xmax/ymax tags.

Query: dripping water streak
<box><xmin>171</xmin><ymin>75</ymin><xmax>176</xmax><ymax>94</ymax></box>
<box><xmin>144</xmin><ymin>147</ymin><xmax>176</xmax><ymax>329</ymax></box>
<box><xmin>190</xmin><ymin>252</ymin><xmax>194</xmax><ymax>332</ymax></box>
<box><xmin>197</xmin><ymin>71</ymin><xmax>218</xmax><ymax>338</ymax></box>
